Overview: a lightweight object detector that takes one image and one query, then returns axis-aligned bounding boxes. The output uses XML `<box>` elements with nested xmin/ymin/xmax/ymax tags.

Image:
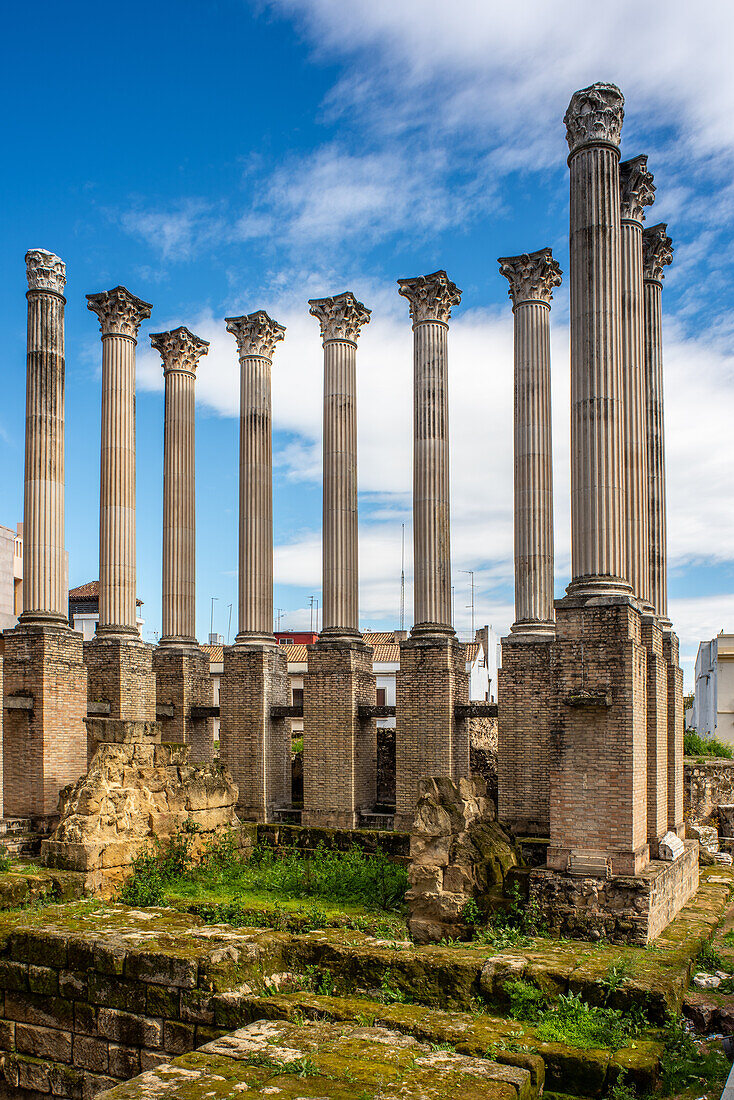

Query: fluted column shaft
<box><xmin>513</xmin><ymin>300</ymin><xmax>555</xmax><ymax>628</ymax></box>
<box><xmin>645</xmin><ymin>278</ymin><xmax>668</xmax><ymax>622</ymax></box>
<box><xmin>162</xmin><ymin>367</ymin><xmax>196</xmax><ymax>642</ymax></box>
<box><xmin>239</xmin><ymin>353</ymin><xmax>275</xmax><ymax>638</ymax></box>
<box><xmin>322</xmin><ymin>339</ymin><xmax>359</xmax><ymax>633</ymax></box>
<box><xmin>620</xmin><ymin>217</ymin><xmax>650</xmax><ymax>604</ymax></box>
<box><xmin>23</xmin><ymin>253</ymin><xmax>67</xmax><ymax>622</ymax></box>
<box><xmin>413</xmin><ymin>319</ymin><xmax>452</xmax><ymax>628</ymax></box>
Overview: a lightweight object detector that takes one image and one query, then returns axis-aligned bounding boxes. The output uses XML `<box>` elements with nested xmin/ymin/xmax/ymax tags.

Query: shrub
<box><xmin>505</xmin><ymin>981</ymin><xmax>643</xmax><ymax>1051</ymax></box>
<box><xmin>684</xmin><ymin>729</ymin><xmax>733</xmax><ymax>760</ymax></box>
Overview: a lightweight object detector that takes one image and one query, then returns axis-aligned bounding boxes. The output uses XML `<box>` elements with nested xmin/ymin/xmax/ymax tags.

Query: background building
<box><xmin>0</xmin><ymin>523</ymin><xmax>23</xmax><ymax>630</ymax></box>
<box><xmin>68</xmin><ymin>581</ymin><xmax>145</xmax><ymax>640</ymax></box>
<box><xmin>687</xmin><ymin>632</ymin><xmax>734</xmax><ymax>744</ymax></box>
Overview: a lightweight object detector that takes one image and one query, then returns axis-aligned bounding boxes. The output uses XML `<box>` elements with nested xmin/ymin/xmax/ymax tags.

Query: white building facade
<box><xmin>688</xmin><ymin>633</ymin><xmax>734</xmax><ymax>745</ymax></box>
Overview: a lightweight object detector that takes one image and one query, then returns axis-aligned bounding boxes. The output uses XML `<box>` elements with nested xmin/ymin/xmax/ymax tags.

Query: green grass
<box><xmin>504</xmin><ymin>979</ymin><xmax>644</xmax><ymax>1051</ymax></box>
<box><xmin>684</xmin><ymin>729</ymin><xmax>733</xmax><ymax>759</ymax></box>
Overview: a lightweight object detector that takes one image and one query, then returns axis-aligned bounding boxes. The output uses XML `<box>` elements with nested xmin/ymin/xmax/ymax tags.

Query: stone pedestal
<box><xmin>219</xmin><ymin>644</ymin><xmax>290</xmax><ymax>821</ymax></box>
<box><xmin>3</xmin><ymin>624</ymin><xmax>87</xmax><ymax>819</ymax></box>
<box><xmin>497</xmin><ymin>636</ymin><xmax>554</xmax><ymax>837</ymax></box>
<box><xmin>152</xmin><ymin>645</ymin><xmax>214</xmax><ymax>763</ymax></box>
<box><xmin>84</xmin><ymin>635</ymin><xmax>156</xmax><ymax>724</ymax></box>
<box><xmin>394</xmin><ymin>631</ymin><xmax>468</xmax><ymax>832</ymax></box>
<box><xmin>302</xmin><ymin>637</ymin><xmax>376</xmax><ymax>829</ymax></box>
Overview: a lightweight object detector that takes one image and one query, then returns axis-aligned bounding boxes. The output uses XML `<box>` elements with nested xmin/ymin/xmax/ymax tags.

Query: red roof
<box><xmin>69</xmin><ymin>581</ymin><xmax>143</xmax><ymax>607</ymax></box>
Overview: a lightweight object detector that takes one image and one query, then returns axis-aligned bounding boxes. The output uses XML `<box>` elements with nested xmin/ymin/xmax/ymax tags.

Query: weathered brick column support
<box><xmin>496</xmin><ymin>247</ymin><xmax>561</xmax><ymax>836</ymax></box>
<box><xmin>220</xmin><ymin>312</ymin><xmax>290</xmax><ymax>820</ymax></box>
<box><xmin>3</xmin><ymin>250</ymin><xmax>87</xmax><ymax>818</ymax></box>
<box><xmin>150</xmin><ymin>327</ymin><xmax>214</xmax><ymax>761</ymax></box>
<box><xmin>84</xmin><ymin>286</ymin><xmax>156</xmax><ymax>723</ymax></box>
<box><xmin>394</xmin><ymin>271</ymin><xmax>467</xmax><ymax>831</ymax></box>
<box><xmin>302</xmin><ymin>292</ymin><xmax>376</xmax><ymax>828</ymax></box>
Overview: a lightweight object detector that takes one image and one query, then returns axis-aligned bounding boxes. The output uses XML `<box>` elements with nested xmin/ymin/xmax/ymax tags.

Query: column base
<box><xmin>3</xmin><ymin>622</ymin><xmax>87</xmax><ymax>818</ymax></box>
<box><xmin>509</xmin><ymin>619</ymin><xmax>556</xmax><ymax>639</ymax></box>
<box><xmin>152</xmin><ymin>644</ymin><xmax>215</xmax><ymax>762</ymax></box>
<box><xmin>302</xmin><ymin>636</ymin><xmax>376</xmax><ymax>830</ymax></box>
<box><xmin>84</xmin><ymin>633</ymin><xmax>156</xmax><ymax>722</ymax></box>
<box><xmin>220</xmin><ymin>643</ymin><xmax>290</xmax><ymax>822</ymax></box>
<box><xmin>564</xmin><ymin>574</ymin><xmax>633</xmax><ymax>599</ymax></box>
<box><xmin>394</xmin><ymin>631</ymin><xmax>468</xmax><ymax>832</ymax></box>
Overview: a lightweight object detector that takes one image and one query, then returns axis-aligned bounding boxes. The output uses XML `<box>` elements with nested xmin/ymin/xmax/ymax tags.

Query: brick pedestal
<box><xmin>302</xmin><ymin>637</ymin><xmax>376</xmax><ymax>829</ymax></box>
<box><xmin>84</xmin><ymin>634</ymin><xmax>156</xmax><ymax>722</ymax></box>
<box><xmin>394</xmin><ymin>631</ymin><xmax>468</xmax><ymax>832</ymax></box>
<box><xmin>219</xmin><ymin>644</ymin><xmax>290</xmax><ymax>821</ymax></box>
<box><xmin>3</xmin><ymin>624</ymin><xmax>87</xmax><ymax>818</ymax></box>
<box><xmin>497</xmin><ymin>636</ymin><xmax>554</xmax><ymax>837</ymax></box>
<box><xmin>152</xmin><ymin>645</ymin><xmax>214</xmax><ymax>763</ymax></box>
<box><xmin>641</xmin><ymin>616</ymin><xmax>668</xmax><ymax>856</ymax></box>
<box><xmin>664</xmin><ymin>629</ymin><xmax>685</xmax><ymax>837</ymax></box>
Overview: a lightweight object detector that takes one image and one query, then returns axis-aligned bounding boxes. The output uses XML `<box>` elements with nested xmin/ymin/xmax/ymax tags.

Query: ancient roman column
<box><xmin>22</xmin><ymin>250</ymin><xmax>68</xmax><ymax>624</ymax></box>
<box><xmin>620</xmin><ymin>156</ymin><xmax>656</xmax><ymax>607</ymax></box>
<box><xmin>498</xmin><ymin>249</ymin><xmax>561</xmax><ymax>635</ymax></box>
<box><xmin>87</xmin><ymin>287</ymin><xmax>152</xmax><ymax>636</ymax></box>
<box><xmin>151</xmin><ymin>327</ymin><xmax>209</xmax><ymax>645</ymax></box>
<box><xmin>226</xmin><ymin>311</ymin><xmax>285</xmax><ymax>643</ymax></box>
<box><xmin>308</xmin><ymin>292</ymin><xmax>371</xmax><ymax>637</ymax></box>
<box><xmin>397</xmin><ymin>270</ymin><xmax>462</xmax><ymax>630</ymax></box>
<box><xmin>564</xmin><ymin>83</ymin><xmax>630</xmax><ymax>596</ymax></box>
<box><xmin>642</xmin><ymin>223</ymin><xmax>674</xmax><ymax>625</ymax></box>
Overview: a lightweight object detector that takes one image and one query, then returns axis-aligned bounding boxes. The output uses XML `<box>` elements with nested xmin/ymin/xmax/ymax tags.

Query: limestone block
<box><xmin>659</xmin><ymin>831</ymin><xmax>685</xmax><ymax>862</ymax></box>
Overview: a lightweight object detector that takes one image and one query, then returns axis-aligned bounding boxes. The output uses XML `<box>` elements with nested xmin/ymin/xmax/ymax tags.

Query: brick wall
<box><xmin>152</xmin><ymin>646</ymin><xmax>214</xmax><ymax>763</ymax></box>
<box><xmin>219</xmin><ymin>644</ymin><xmax>290</xmax><ymax>822</ymax></box>
<box><xmin>664</xmin><ymin>631</ymin><xmax>685</xmax><ymax>835</ymax></box>
<box><xmin>641</xmin><ymin>617</ymin><xmax>668</xmax><ymax>854</ymax></box>
<box><xmin>83</xmin><ymin>638</ymin><xmax>156</xmax><ymax>723</ymax></box>
<box><xmin>3</xmin><ymin>625</ymin><xmax>87</xmax><ymax>818</ymax></box>
<box><xmin>302</xmin><ymin>638</ymin><xmax>376</xmax><ymax>829</ymax></box>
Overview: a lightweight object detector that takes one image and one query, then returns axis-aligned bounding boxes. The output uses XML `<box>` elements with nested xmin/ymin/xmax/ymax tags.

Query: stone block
<box><xmin>88</xmin><ymin>974</ymin><xmax>147</xmax><ymax>1014</ymax></box>
<box><xmin>72</xmin><ymin>1034</ymin><xmax>109</xmax><ymax>1074</ymax></box>
<box><xmin>16</xmin><ymin>1022</ymin><xmax>73</xmax><ymax>1063</ymax></box>
<box><xmin>5</xmin><ymin>991</ymin><xmax>74</xmax><ymax>1030</ymax></box>
<box><xmin>29</xmin><ymin>964</ymin><xmax>59</xmax><ymax>996</ymax></box>
<box><xmin>163</xmin><ymin>1020</ymin><xmax>195</xmax><ymax>1055</ymax></box>
<box><xmin>126</xmin><ymin>952</ymin><xmax>197</xmax><ymax>989</ymax></box>
<box><xmin>146</xmin><ymin>985</ymin><xmax>180</xmax><ymax>1019</ymax></box>
<box><xmin>107</xmin><ymin>1044</ymin><xmax>140</xmax><ymax>1079</ymax></box>
<box><xmin>0</xmin><ymin>1020</ymin><xmax>15</xmax><ymax>1051</ymax></box>
<box><xmin>96</xmin><ymin>1009</ymin><xmax>163</xmax><ymax>1049</ymax></box>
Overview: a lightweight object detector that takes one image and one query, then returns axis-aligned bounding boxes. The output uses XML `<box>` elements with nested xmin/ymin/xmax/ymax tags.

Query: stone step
<box><xmin>95</xmin><ymin>1018</ymin><xmax>539</xmax><ymax>1100</ymax></box>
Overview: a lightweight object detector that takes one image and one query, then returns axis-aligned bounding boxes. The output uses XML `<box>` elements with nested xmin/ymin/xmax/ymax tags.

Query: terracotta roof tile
<box><xmin>69</xmin><ymin>580</ymin><xmax>143</xmax><ymax>607</ymax></box>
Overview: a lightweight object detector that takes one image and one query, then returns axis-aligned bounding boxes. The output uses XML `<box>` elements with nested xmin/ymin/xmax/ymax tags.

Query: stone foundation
<box><xmin>84</xmin><ymin>636</ymin><xmax>156</xmax><ymax>723</ymax></box>
<box><xmin>395</xmin><ymin>631</ymin><xmax>468</xmax><ymax>831</ymax></box>
<box><xmin>3</xmin><ymin>624</ymin><xmax>87</xmax><ymax>818</ymax></box>
<box><xmin>528</xmin><ymin>839</ymin><xmax>699</xmax><ymax>945</ymax></box>
<box><xmin>41</xmin><ymin>718</ymin><xmax>240</xmax><ymax>896</ymax></box>
<box><xmin>302</xmin><ymin>636</ymin><xmax>376</xmax><ymax>828</ymax></box>
<box><xmin>685</xmin><ymin>757</ymin><xmax>734</xmax><ymax>825</ymax></box>
<box><xmin>219</xmin><ymin>643</ymin><xmax>290</xmax><ymax>822</ymax></box>
<box><xmin>152</xmin><ymin>645</ymin><xmax>213</xmax><ymax>763</ymax></box>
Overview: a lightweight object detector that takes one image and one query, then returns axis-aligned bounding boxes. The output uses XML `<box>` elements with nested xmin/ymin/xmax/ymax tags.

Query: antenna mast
<box><xmin>400</xmin><ymin>523</ymin><xmax>405</xmax><ymax>633</ymax></box>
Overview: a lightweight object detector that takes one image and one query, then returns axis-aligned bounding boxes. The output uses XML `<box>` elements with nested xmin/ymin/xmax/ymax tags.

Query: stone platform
<box><xmin>529</xmin><ymin>839</ymin><xmax>699</xmax><ymax>945</ymax></box>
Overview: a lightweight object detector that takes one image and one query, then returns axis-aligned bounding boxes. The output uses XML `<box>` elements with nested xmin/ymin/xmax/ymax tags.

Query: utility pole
<box><xmin>226</xmin><ymin>603</ymin><xmax>233</xmax><ymax>644</ymax></box>
<box><xmin>315</xmin><ymin>597</ymin><xmax>320</xmax><ymax>633</ymax></box>
<box><xmin>275</xmin><ymin>608</ymin><xmax>285</xmax><ymax>632</ymax></box>
<box><xmin>462</xmin><ymin>570</ymin><xmax>476</xmax><ymax>639</ymax></box>
<box><xmin>209</xmin><ymin>596</ymin><xmax>218</xmax><ymax>641</ymax></box>
<box><xmin>400</xmin><ymin>523</ymin><xmax>405</xmax><ymax>633</ymax></box>
<box><xmin>451</xmin><ymin>585</ymin><xmax>455</xmax><ymax>629</ymax></box>
<box><xmin>309</xmin><ymin>595</ymin><xmax>315</xmax><ymax>633</ymax></box>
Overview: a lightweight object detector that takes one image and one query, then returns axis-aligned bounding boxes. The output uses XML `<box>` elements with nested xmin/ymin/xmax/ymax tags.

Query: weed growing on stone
<box><xmin>660</xmin><ymin>1020</ymin><xmax>730</xmax><ymax>1096</ymax></box>
<box><xmin>695</xmin><ymin>939</ymin><xmax>731</xmax><ymax>974</ymax></box>
<box><xmin>504</xmin><ymin>980</ymin><xmax>644</xmax><ymax>1051</ymax></box>
<box><xmin>379</xmin><ymin>969</ymin><xmax>408</xmax><ymax>1004</ymax></box>
<box><xmin>0</xmin><ymin>851</ymin><xmax>11</xmax><ymax>874</ymax></box>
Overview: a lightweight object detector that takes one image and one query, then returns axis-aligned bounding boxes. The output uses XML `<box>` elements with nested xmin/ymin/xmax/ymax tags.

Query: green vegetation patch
<box><xmin>684</xmin><ymin>729</ymin><xmax>734</xmax><ymax>760</ymax></box>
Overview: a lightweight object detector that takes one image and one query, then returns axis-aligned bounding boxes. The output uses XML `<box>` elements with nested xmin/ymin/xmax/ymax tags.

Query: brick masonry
<box><xmin>394</xmin><ymin>632</ymin><xmax>469</xmax><ymax>832</ymax></box>
<box><xmin>3</xmin><ymin>625</ymin><xmax>87</xmax><ymax>819</ymax></box>
<box><xmin>219</xmin><ymin>644</ymin><xmax>290</xmax><ymax>822</ymax></box>
<box><xmin>152</xmin><ymin>646</ymin><xmax>214</xmax><ymax>763</ymax></box>
<box><xmin>83</xmin><ymin>637</ymin><xmax>156</xmax><ymax>723</ymax></box>
<box><xmin>664</xmin><ymin>630</ymin><xmax>685</xmax><ymax>836</ymax></box>
<box><xmin>641</xmin><ymin>616</ymin><xmax>668</xmax><ymax>856</ymax></box>
<box><xmin>302</xmin><ymin>637</ymin><xmax>376</xmax><ymax>829</ymax></box>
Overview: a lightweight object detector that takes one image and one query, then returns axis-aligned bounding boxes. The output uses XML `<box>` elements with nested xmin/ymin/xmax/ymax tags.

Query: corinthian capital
<box><xmin>397</xmin><ymin>270</ymin><xmax>462</xmax><ymax>324</ymax></box>
<box><xmin>150</xmin><ymin>326</ymin><xmax>209</xmax><ymax>375</ymax></box>
<box><xmin>620</xmin><ymin>155</ymin><xmax>655</xmax><ymax>223</ymax></box>
<box><xmin>642</xmin><ymin>223</ymin><xmax>674</xmax><ymax>282</ymax></box>
<box><xmin>225</xmin><ymin>310</ymin><xmax>286</xmax><ymax>359</ymax></box>
<box><xmin>26</xmin><ymin>249</ymin><xmax>66</xmax><ymax>295</ymax></box>
<box><xmin>308</xmin><ymin>291</ymin><xmax>371</xmax><ymax>344</ymax></box>
<box><xmin>564</xmin><ymin>82</ymin><xmax>624</xmax><ymax>155</ymax></box>
<box><xmin>497</xmin><ymin>248</ymin><xmax>562</xmax><ymax>307</ymax></box>
<box><xmin>86</xmin><ymin>286</ymin><xmax>153</xmax><ymax>339</ymax></box>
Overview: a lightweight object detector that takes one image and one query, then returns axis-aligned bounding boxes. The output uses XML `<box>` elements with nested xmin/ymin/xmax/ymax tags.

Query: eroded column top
<box><xmin>150</xmin><ymin>326</ymin><xmax>209</xmax><ymax>376</ymax></box>
<box><xmin>26</xmin><ymin>249</ymin><xmax>66</xmax><ymax>295</ymax></box>
<box><xmin>642</xmin><ymin>224</ymin><xmax>674</xmax><ymax>283</ymax></box>
<box><xmin>620</xmin><ymin>155</ymin><xmax>656</xmax><ymax>223</ymax></box>
<box><xmin>498</xmin><ymin>248</ymin><xmax>562</xmax><ymax>308</ymax></box>
<box><xmin>225</xmin><ymin>310</ymin><xmax>286</xmax><ymax>359</ymax></box>
<box><xmin>308</xmin><ymin>291</ymin><xmax>371</xmax><ymax>345</ymax></box>
<box><xmin>86</xmin><ymin>286</ymin><xmax>153</xmax><ymax>339</ymax></box>
<box><xmin>397</xmin><ymin>270</ymin><xmax>462</xmax><ymax>325</ymax></box>
<box><xmin>564</xmin><ymin>82</ymin><xmax>624</xmax><ymax>155</ymax></box>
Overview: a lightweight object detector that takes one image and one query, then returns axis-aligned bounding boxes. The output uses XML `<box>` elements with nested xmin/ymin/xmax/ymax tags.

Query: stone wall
<box><xmin>684</xmin><ymin>757</ymin><xmax>734</xmax><ymax>825</ymax></box>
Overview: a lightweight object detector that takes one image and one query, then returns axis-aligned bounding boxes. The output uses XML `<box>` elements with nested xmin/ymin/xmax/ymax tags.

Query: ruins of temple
<box><xmin>0</xmin><ymin>80</ymin><xmax>693</xmax><ymax>944</ymax></box>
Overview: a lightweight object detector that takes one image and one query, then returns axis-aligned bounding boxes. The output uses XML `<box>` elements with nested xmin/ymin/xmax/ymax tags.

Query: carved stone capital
<box><xmin>225</xmin><ymin>311</ymin><xmax>286</xmax><ymax>359</ymax></box>
<box><xmin>620</xmin><ymin>155</ymin><xmax>655</xmax><ymax>222</ymax></box>
<box><xmin>397</xmin><ymin>270</ymin><xmax>462</xmax><ymax>324</ymax></box>
<box><xmin>150</xmin><ymin>326</ymin><xmax>209</xmax><ymax>375</ymax></box>
<box><xmin>642</xmin><ymin>223</ymin><xmax>674</xmax><ymax>282</ymax></box>
<box><xmin>497</xmin><ymin>248</ymin><xmax>562</xmax><ymax>306</ymax></box>
<box><xmin>564</xmin><ymin>82</ymin><xmax>624</xmax><ymax>155</ymax></box>
<box><xmin>26</xmin><ymin>249</ymin><xmax>66</xmax><ymax>295</ymax></box>
<box><xmin>86</xmin><ymin>286</ymin><xmax>153</xmax><ymax>339</ymax></box>
<box><xmin>308</xmin><ymin>291</ymin><xmax>371</xmax><ymax>344</ymax></box>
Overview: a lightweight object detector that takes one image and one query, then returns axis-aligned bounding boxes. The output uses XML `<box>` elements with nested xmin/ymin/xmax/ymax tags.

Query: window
<box><xmin>292</xmin><ymin>687</ymin><xmax>304</xmax><ymax>708</ymax></box>
<box><xmin>376</xmin><ymin>688</ymin><xmax>387</xmax><ymax>707</ymax></box>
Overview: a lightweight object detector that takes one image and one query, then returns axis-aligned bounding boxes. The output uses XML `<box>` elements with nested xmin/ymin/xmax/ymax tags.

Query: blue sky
<box><xmin>2</xmin><ymin>0</ymin><xmax>733</xmax><ymax>688</ymax></box>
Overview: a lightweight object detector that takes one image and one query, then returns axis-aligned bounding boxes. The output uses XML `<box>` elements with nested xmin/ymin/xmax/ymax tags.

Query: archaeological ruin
<box><xmin>0</xmin><ymin>80</ymin><xmax>729</xmax><ymax>1100</ymax></box>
